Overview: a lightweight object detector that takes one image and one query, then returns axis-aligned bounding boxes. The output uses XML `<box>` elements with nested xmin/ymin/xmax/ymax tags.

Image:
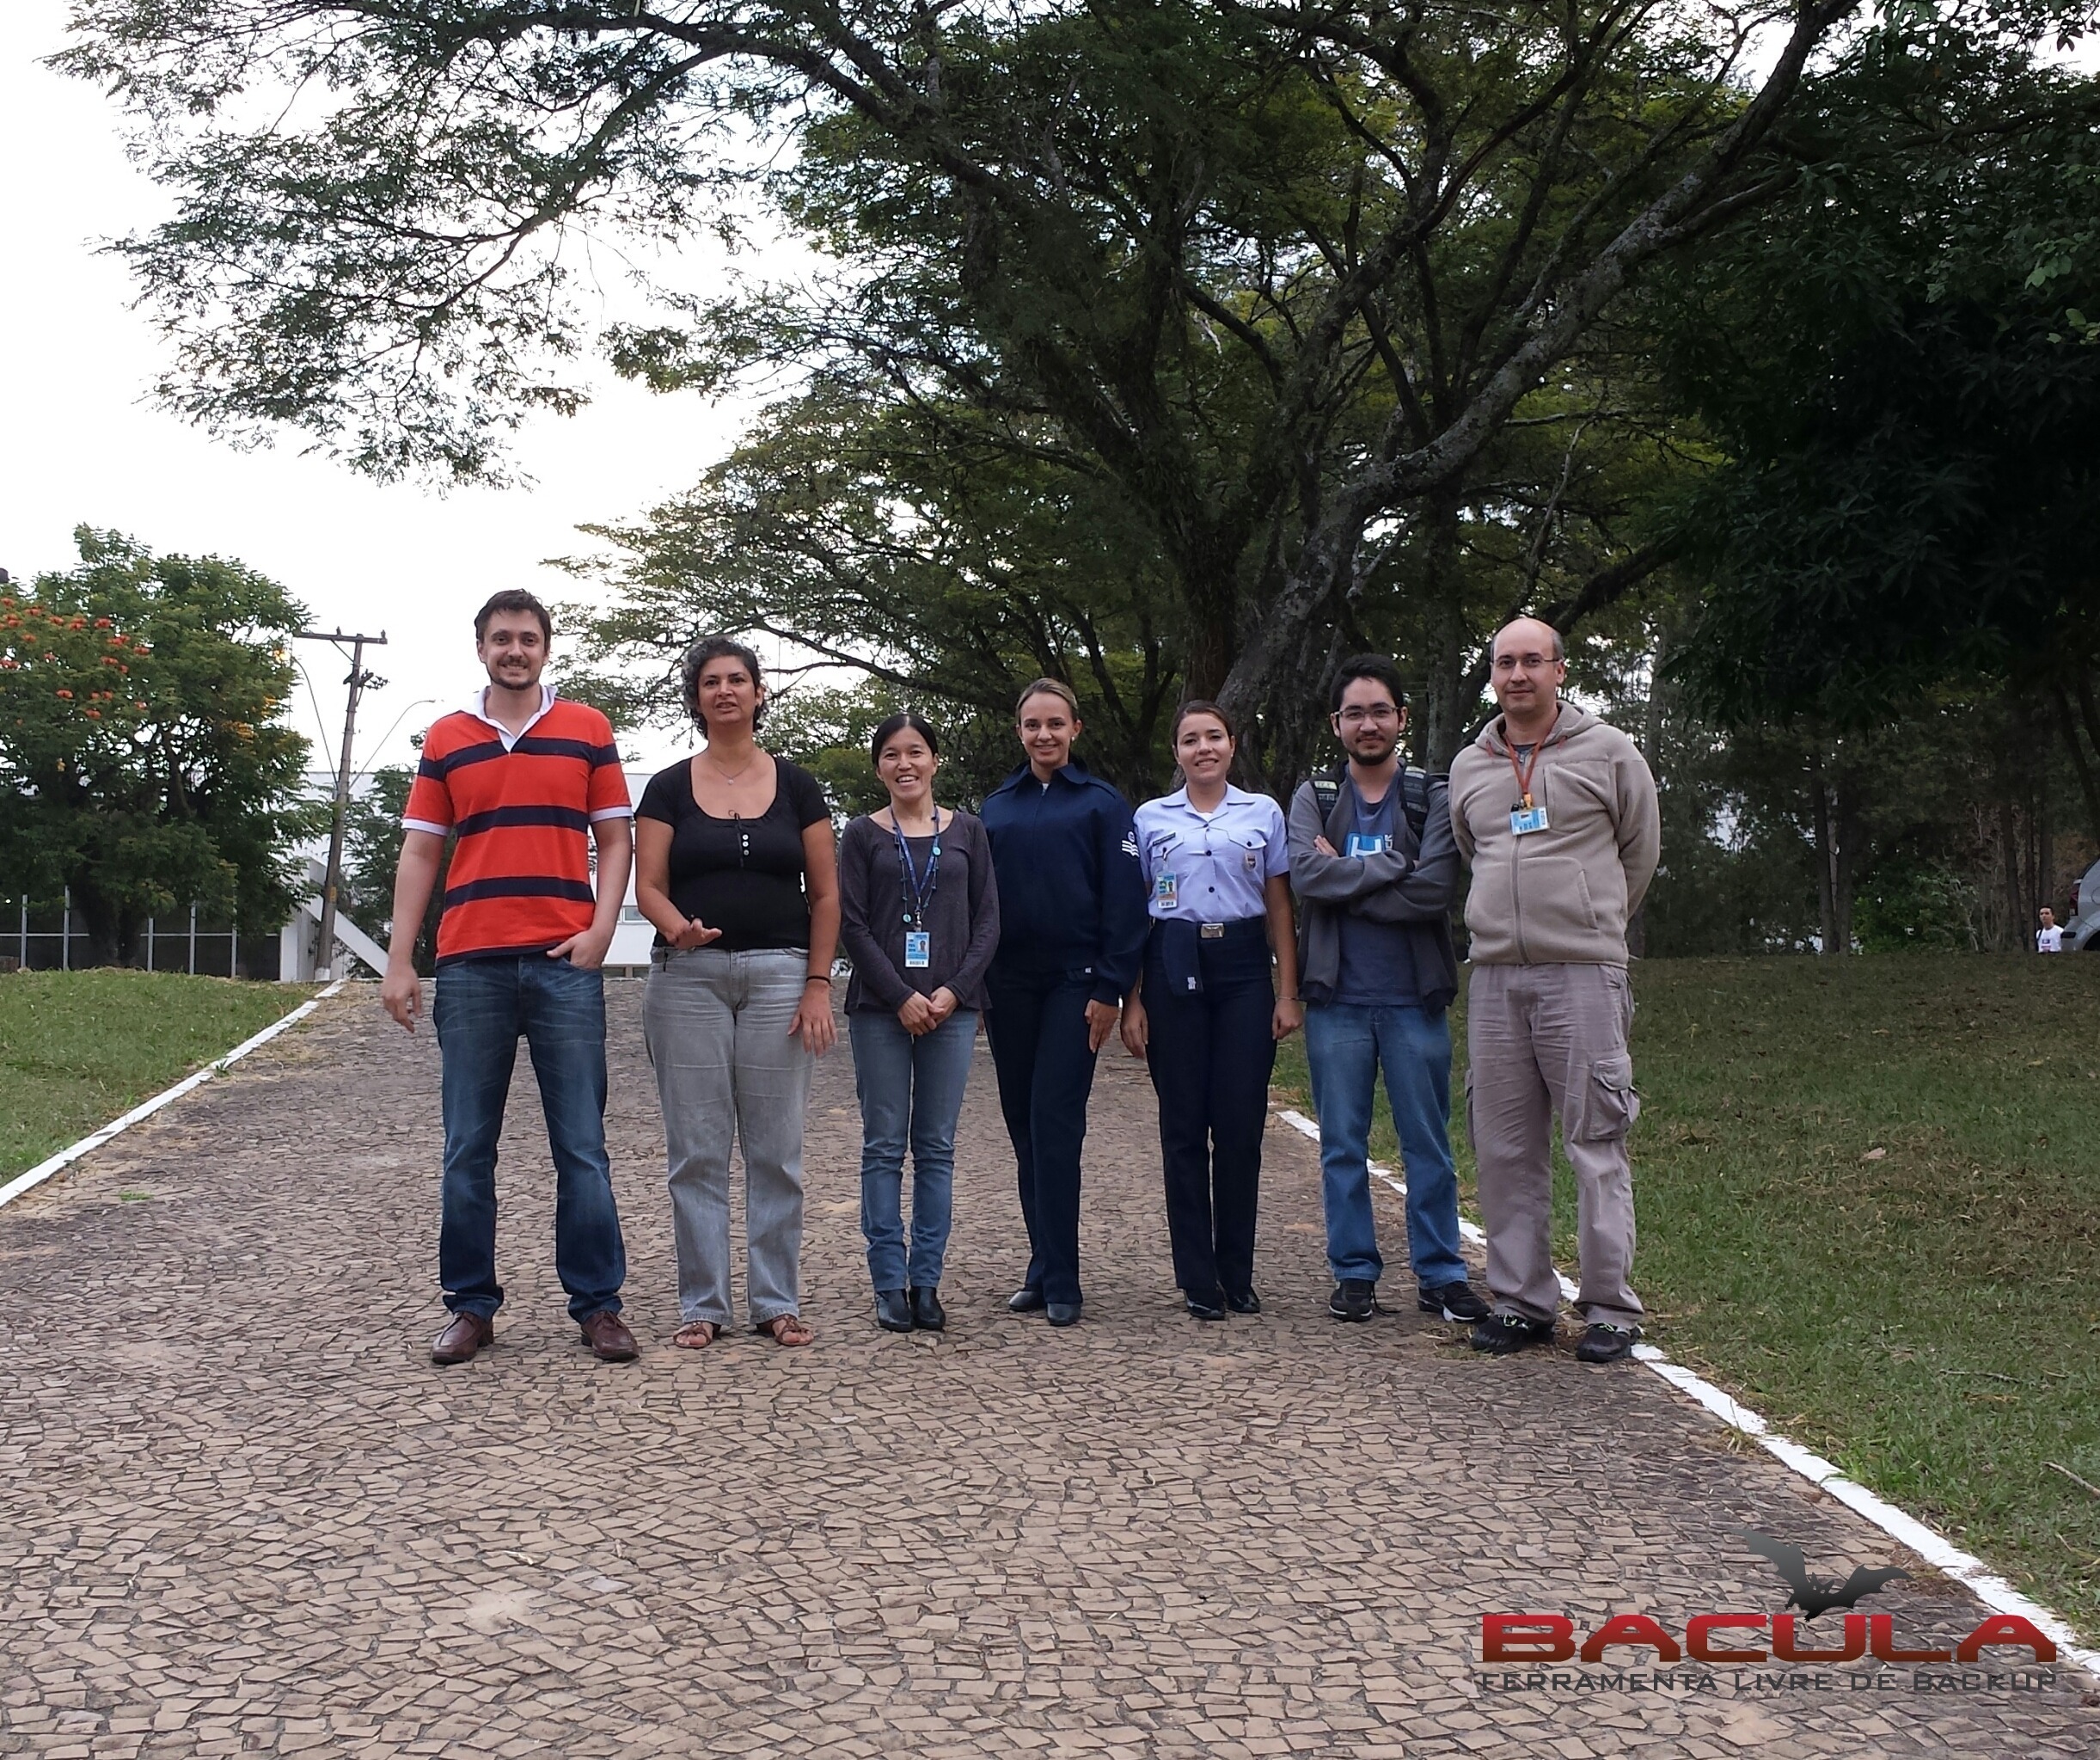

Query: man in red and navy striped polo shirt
<box><xmin>381</xmin><ymin>590</ymin><xmax>639</xmax><ymax>1365</ymax></box>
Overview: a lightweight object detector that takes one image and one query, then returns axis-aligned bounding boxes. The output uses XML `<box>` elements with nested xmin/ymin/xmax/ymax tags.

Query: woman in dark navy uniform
<box><xmin>1120</xmin><ymin>702</ymin><xmax>1302</xmax><ymax>1319</ymax></box>
<box><xmin>978</xmin><ymin>678</ymin><xmax>1149</xmax><ymax>1327</ymax></box>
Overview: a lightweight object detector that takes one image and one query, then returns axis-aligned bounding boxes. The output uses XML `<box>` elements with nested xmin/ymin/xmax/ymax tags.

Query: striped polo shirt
<box><xmin>403</xmin><ymin>685</ymin><xmax>632</xmax><ymax>963</ymax></box>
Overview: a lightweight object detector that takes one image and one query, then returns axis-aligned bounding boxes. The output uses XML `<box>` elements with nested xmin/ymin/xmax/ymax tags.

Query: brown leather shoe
<box><xmin>431</xmin><ymin>1311</ymin><xmax>493</xmax><ymax>1364</ymax></box>
<box><xmin>579</xmin><ymin>1309</ymin><xmax>638</xmax><ymax>1363</ymax></box>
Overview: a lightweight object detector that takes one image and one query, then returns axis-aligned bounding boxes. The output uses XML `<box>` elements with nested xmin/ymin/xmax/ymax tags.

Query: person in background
<box><xmin>979</xmin><ymin>678</ymin><xmax>1149</xmax><ymax>1328</ymax></box>
<box><xmin>2036</xmin><ymin>906</ymin><xmax>2063</xmax><ymax>954</ymax></box>
<box><xmin>837</xmin><ymin>713</ymin><xmax>1001</xmax><ymax>1334</ymax></box>
<box><xmin>383</xmin><ymin>588</ymin><xmax>639</xmax><ymax>1367</ymax></box>
<box><xmin>635</xmin><ymin>636</ymin><xmax>838</xmax><ymax>1351</ymax></box>
<box><xmin>1448</xmin><ymin>617</ymin><xmax>1660</xmax><ymax>1364</ymax></box>
<box><xmin>1120</xmin><ymin>702</ymin><xmax>1301</xmax><ymax>1321</ymax></box>
<box><xmin>1286</xmin><ymin>654</ymin><xmax>1488</xmax><ymax>1329</ymax></box>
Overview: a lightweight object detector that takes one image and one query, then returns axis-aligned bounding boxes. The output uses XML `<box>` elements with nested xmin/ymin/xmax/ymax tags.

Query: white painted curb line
<box><xmin>1274</xmin><ymin>1106</ymin><xmax>2100</xmax><ymax>1681</ymax></box>
<box><xmin>0</xmin><ymin>979</ymin><xmax>348</xmax><ymax>1213</ymax></box>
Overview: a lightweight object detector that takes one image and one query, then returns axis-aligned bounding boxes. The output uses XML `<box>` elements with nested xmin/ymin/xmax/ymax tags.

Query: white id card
<box><xmin>1154</xmin><ymin>872</ymin><xmax>1179</xmax><ymax>910</ymax></box>
<box><xmin>1344</xmin><ymin>832</ymin><xmax>1392</xmax><ymax>858</ymax></box>
<box><xmin>904</xmin><ymin>930</ymin><xmax>931</xmax><ymax>968</ymax></box>
<box><xmin>1509</xmin><ymin>803</ymin><xmax>1551</xmax><ymax>835</ymax></box>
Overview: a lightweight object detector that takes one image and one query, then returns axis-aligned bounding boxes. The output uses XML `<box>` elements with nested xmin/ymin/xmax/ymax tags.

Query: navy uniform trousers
<box><xmin>1142</xmin><ymin>918</ymin><xmax>1275</xmax><ymax>1304</ymax></box>
<box><xmin>983</xmin><ymin>966</ymin><xmax>1100</xmax><ymax>1305</ymax></box>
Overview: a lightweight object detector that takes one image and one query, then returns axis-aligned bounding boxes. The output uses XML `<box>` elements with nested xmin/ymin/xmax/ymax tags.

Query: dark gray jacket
<box><xmin>1285</xmin><ymin>767</ymin><xmax>1460</xmax><ymax>1011</ymax></box>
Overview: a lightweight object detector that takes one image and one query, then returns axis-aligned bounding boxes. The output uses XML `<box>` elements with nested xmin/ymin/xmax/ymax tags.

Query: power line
<box><xmin>295</xmin><ymin>629</ymin><xmax>388</xmax><ymax>982</ymax></box>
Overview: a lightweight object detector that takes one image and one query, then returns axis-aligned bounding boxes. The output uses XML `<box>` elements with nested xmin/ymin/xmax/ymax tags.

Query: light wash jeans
<box><xmin>1304</xmin><ymin>1001</ymin><xmax>1467</xmax><ymax>1291</ymax></box>
<box><xmin>643</xmin><ymin>947</ymin><xmax>814</xmax><ymax>1327</ymax></box>
<box><xmin>848</xmin><ymin>1008</ymin><xmax>978</xmax><ymax>1291</ymax></box>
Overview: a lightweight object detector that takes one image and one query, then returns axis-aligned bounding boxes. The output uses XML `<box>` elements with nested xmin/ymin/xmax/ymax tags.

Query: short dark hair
<box><xmin>1329</xmin><ymin>654</ymin><xmax>1407</xmax><ymax>714</ymax></box>
<box><xmin>475</xmin><ymin>589</ymin><xmax>552</xmax><ymax>644</ymax></box>
<box><xmin>870</xmin><ymin>712</ymin><xmax>940</xmax><ymax>765</ymax></box>
<box><xmin>1171</xmin><ymin>698</ymin><xmax>1235</xmax><ymax>742</ymax></box>
<box><xmin>681</xmin><ymin>635</ymin><xmax>766</xmax><ymax>734</ymax></box>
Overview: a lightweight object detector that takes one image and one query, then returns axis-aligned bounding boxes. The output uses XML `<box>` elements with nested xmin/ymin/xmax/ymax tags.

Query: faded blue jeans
<box><xmin>1303</xmin><ymin>1001</ymin><xmax>1466</xmax><ymax>1291</ymax></box>
<box><xmin>432</xmin><ymin>954</ymin><xmax>627</xmax><ymax>1323</ymax></box>
<box><xmin>848</xmin><ymin>1008</ymin><xmax>979</xmax><ymax>1291</ymax></box>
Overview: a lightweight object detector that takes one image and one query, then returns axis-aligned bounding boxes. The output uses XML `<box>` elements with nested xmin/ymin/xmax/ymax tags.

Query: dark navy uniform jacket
<box><xmin>980</xmin><ymin>760</ymin><xmax>1149</xmax><ymax>1006</ymax></box>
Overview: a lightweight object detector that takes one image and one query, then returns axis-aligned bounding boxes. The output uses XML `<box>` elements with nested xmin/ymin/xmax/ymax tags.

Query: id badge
<box><xmin>1154</xmin><ymin>871</ymin><xmax>1179</xmax><ymax>911</ymax></box>
<box><xmin>1344</xmin><ymin>832</ymin><xmax>1391</xmax><ymax>858</ymax></box>
<box><xmin>1509</xmin><ymin>803</ymin><xmax>1551</xmax><ymax>836</ymax></box>
<box><xmin>904</xmin><ymin>930</ymin><xmax>931</xmax><ymax>968</ymax></box>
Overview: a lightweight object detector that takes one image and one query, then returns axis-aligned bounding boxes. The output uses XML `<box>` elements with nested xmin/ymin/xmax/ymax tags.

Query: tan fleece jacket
<box><xmin>1448</xmin><ymin>704</ymin><xmax>1660</xmax><ymax>966</ymax></box>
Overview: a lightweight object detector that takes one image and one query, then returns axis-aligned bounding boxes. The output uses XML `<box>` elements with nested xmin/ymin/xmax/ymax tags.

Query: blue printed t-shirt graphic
<box><xmin>1332</xmin><ymin>777</ymin><xmax>1418</xmax><ymax>1008</ymax></box>
<box><xmin>1135</xmin><ymin>785</ymin><xmax>1289</xmax><ymax>923</ymax></box>
<box><xmin>980</xmin><ymin>760</ymin><xmax>1149</xmax><ymax>1005</ymax></box>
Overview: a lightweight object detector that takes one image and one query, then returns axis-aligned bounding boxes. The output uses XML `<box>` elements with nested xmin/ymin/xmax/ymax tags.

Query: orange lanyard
<box><xmin>1506</xmin><ymin>744</ymin><xmax>1541</xmax><ymax>808</ymax></box>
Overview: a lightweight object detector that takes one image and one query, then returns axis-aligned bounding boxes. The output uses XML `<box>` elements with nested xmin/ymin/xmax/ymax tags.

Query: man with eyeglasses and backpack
<box><xmin>1288</xmin><ymin>654</ymin><xmax>1490</xmax><ymax>1329</ymax></box>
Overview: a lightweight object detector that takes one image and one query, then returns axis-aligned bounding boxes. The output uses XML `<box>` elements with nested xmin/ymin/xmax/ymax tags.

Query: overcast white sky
<box><xmin>3</xmin><ymin>1</ymin><xmax>761</xmax><ymax>776</ymax></box>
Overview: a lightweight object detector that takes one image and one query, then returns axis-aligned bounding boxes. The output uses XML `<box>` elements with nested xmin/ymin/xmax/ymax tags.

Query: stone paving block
<box><xmin>0</xmin><ymin>984</ymin><xmax>2093</xmax><ymax>1757</ymax></box>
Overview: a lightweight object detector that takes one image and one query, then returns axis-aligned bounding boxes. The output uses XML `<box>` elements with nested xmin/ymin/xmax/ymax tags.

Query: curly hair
<box><xmin>681</xmin><ymin>635</ymin><xmax>766</xmax><ymax>734</ymax></box>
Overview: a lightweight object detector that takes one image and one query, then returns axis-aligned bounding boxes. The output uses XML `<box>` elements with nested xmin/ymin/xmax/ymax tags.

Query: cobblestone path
<box><xmin>2</xmin><ymin>986</ymin><xmax>2092</xmax><ymax>1758</ymax></box>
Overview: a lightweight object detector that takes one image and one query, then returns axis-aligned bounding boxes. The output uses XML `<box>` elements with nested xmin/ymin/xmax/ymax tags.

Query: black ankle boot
<box><xmin>874</xmin><ymin>1288</ymin><xmax>913</xmax><ymax>1333</ymax></box>
<box><xmin>909</xmin><ymin>1286</ymin><xmax>946</xmax><ymax>1331</ymax></box>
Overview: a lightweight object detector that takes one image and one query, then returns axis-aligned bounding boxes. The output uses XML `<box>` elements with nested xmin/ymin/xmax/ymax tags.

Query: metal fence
<box><xmin>6</xmin><ymin>892</ymin><xmax>282</xmax><ymax>980</ymax></box>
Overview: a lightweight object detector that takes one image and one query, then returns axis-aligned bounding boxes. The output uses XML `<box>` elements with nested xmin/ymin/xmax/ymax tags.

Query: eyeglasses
<box><xmin>1334</xmin><ymin>705</ymin><xmax>1400</xmax><ymax>727</ymax></box>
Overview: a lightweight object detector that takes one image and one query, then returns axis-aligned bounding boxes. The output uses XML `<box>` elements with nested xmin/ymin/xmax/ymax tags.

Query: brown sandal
<box><xmin>672</xmin><ymin>1320</ymin><xmax>719</xmax><ymax>1349</ymax></box>
<box><xmin>761</xmin><ymin>1313</ymin><xmax>815</xmax><ymax>1347</ymax></box>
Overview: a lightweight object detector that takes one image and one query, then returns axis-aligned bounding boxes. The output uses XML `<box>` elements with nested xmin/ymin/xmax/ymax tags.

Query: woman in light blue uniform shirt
<box><xmin>1120</xmin><ymin>701</ymin><xmax>1302</xmax><ymax>1319</ymax></box>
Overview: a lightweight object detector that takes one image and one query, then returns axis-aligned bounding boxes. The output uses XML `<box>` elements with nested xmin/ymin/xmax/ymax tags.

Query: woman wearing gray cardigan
<box><xmin>837</xmin><ymin>714</ymin><xmax>1001</xmax><ymax>1333</ymax></box>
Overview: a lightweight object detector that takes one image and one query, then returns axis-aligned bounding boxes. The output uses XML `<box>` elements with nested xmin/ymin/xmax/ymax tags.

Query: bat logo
<box><xmin>1742</xmin><ymin>1531</ymin><xmax>1910</xmax><ymax>1619</ymax></box>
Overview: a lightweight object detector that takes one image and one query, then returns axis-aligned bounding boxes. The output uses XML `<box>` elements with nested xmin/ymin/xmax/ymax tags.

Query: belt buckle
<box><xmin>1199</xmin><ymin>922</ymin><xmax>1226</xmax><ymax>940</ymax></box>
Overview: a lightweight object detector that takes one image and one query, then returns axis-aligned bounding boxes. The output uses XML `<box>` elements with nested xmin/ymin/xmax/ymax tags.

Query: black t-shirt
<box><xmin>637</xmin><ymin>756</ymin><xmax>832</xmax><ymax>951</ymax></box>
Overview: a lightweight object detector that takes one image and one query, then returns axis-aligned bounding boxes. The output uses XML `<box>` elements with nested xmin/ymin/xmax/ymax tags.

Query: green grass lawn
<box><xmin>1274</xmin><ymin>954</ymin><xmax>2100</xmax><ymax>1641</ymax></box>
<box><xmin>0</xmin><ymin>971</ymin><xmax>313</xmax><ymax>1184</ymax></box>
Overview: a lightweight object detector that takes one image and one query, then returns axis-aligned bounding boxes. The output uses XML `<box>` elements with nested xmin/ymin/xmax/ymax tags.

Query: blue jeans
<box><xmin>1303</xmin><ymin>1002</ymin><xmax>1466</xmax><ymax>1290</ymax></box>
<box><xmin>848</xmin><ymin>1008</ymin><xmax>979</xmax><ymax>1291</ymax></box>
<box><xmin>432</xmin><ymin>955</ymin><xmax>627</xmax><ymax>1322</ymax></box>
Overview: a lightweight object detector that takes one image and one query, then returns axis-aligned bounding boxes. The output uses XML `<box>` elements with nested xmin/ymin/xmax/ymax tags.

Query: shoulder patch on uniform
<box><xmin>1121</xmin><ymin>834</ymin><xmax>1139</xmax><ymax>857</ymax></box>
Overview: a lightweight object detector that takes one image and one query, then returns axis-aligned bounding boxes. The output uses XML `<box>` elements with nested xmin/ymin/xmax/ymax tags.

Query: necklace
<box><xmin>707</xmin><ymin>748</ymin><xmax>760</xmax><ymax>783</ymax></box>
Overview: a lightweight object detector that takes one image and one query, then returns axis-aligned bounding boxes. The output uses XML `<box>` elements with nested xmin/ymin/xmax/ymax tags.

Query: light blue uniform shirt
<box><xmin>1135</xmin><ymin>784</ymin><xmax>1289</xmax><ymax>923</ymax></box>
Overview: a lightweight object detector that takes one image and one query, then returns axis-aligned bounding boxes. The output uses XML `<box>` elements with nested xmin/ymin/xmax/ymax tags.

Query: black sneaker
<box><xmin>1328</xmin><ymin>1279</ymin><xmax>1376</xmax><ymax>1322</ymax></box>
<box><xmin>1418</xmin><ymin>1280</ymin><xmax>1491</xmax><ymax>1323</ymax></box>
<box><xmin>1576</xmin><ymin>1322</ymin><xmax>1639</xmax><ymax>1364</ymax></box>
<box><xmin>1470</xmin><ymin>1312</ymin><xmax>1553</xmax><ymax>1354</ymax></box>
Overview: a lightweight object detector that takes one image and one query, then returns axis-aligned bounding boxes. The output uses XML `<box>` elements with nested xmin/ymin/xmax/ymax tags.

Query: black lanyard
<box><xmin>893</xmin><ymin>810</ymin><xmax>944</xmax><ymax>927</ymax></box>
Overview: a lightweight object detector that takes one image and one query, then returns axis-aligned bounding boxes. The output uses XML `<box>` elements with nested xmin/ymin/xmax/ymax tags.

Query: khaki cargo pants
<box><xmin>1465</xmin><ymin>963</ymin><xmax>1644</xmax><ymax>1329</ymax></box>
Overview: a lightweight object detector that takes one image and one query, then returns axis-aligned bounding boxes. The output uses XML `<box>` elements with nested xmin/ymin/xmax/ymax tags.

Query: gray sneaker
<box><xmin>1575</xmin><ymin>1322</ymin><xmax>1639</xmax><ymax>1364</ymax></box>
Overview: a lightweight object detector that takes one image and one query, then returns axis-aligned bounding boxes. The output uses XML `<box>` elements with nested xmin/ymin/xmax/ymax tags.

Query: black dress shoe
<box><xmin>909</xmin><ymin>1286</ymin><xmax>946</xmax><ymax>1331</ymax></box>
<box><xmin>1007</xmin><ymin>1286</ymin><xmax>1047</xmax><ymax>1313</ymax></box>
<box><xmin>1185</xmin><ymin>1296</ymin><xmax>1227</xmax><ymax>1322</ymax></box>
<box><xmin>1045</xmin><ymin>1301</ymin><xmax>1083</xmax><ymax>1328</ymax></box>
<box><xmin>1226</xmin><ymin>1290</ymin><xmax>1261</xmax><ymax>1315</ymax></box>
<box><xmin>874</xmin><ymin>1289</ymin><xmax>914</xmax><ymax>1333</ymax></box>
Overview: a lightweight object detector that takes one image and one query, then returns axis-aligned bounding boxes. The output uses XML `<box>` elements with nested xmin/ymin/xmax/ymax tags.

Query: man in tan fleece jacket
<box><xmin>1448</xmin><ymin>617</ymin><xmax>1660</xmax><ymax>1364</ymax></box>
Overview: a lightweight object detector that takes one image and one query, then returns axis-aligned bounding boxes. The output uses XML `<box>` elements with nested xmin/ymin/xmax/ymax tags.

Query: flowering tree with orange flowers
<box><xmin>0</xmin><ymin>528</ymin><xmax>319</xmax><ymax>963</ymax></box>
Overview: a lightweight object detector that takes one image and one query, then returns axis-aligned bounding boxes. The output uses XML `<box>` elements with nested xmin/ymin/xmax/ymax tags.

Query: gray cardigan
<box><xmin>1285</xmin><ymin>770</ymin><xmax>1460</xmax><ymax>1011</ymax></box>
<box><xmin>838</xmin><ymin>809</ymin><xmax>1001</xmax><ymax>1014</ymax></box>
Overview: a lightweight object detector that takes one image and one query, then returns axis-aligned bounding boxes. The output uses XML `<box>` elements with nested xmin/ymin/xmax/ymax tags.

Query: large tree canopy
<box><xmin>0</xmin><ymin>530</ymin><xmax>317</xmax><ymax>960</ymax></box>
<box><xmin>64</xmin><ymin>0</ymin><xmax>1971</xmax><ymax>763</ymax></box>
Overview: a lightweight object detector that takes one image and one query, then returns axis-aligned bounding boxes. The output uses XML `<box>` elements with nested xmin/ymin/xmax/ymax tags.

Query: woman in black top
<box><xmin>636</xmin><ymin>636</ymin><xmax>837</xmax><ymax>1350</ymax></box>
<box><xmin>837</xmin><ymin>714</ymin><xmax>1001</xmax><ymax>1334</ymax></box>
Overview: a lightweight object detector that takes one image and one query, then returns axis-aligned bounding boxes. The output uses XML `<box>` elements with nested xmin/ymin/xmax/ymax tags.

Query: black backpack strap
<box><xmin>1310</xmin><ymin>763</ymin><xmax>1344</xmax><ymax>819</ymax></box>
<box><xmin>1399</xmin><ymin>767</ymin><xmax>1430</xmax><ymax>843</ymax></box>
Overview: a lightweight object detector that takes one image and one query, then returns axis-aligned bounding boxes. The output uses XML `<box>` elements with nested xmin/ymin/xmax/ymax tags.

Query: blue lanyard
<box><xmin>893</xmin><ymin>811</ymin><xmax>943</xmax><ymax>926</ymax></box>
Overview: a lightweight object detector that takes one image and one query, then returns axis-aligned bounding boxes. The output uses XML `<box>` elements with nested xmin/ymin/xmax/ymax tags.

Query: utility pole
<box><xmin>296</xmin><ymin>629</ymin><xmax>388</xmax><ymax>981</ymax></box>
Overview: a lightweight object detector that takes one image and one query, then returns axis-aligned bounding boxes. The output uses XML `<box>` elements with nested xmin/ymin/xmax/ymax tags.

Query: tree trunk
<box><xmin>1414</xmin><ymin>491</ymin><xmax>1471</xmax><ymax>773</ymax></box>
<box><xmin>2055</xmin><ymin>682</ymin><xmax>2100</xmax><ymax>847</ymax></box>
<box><xmin>1809</xmin><ymin>745</ymin><xmax>1840</xmax><ymax>955</ymax></box>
